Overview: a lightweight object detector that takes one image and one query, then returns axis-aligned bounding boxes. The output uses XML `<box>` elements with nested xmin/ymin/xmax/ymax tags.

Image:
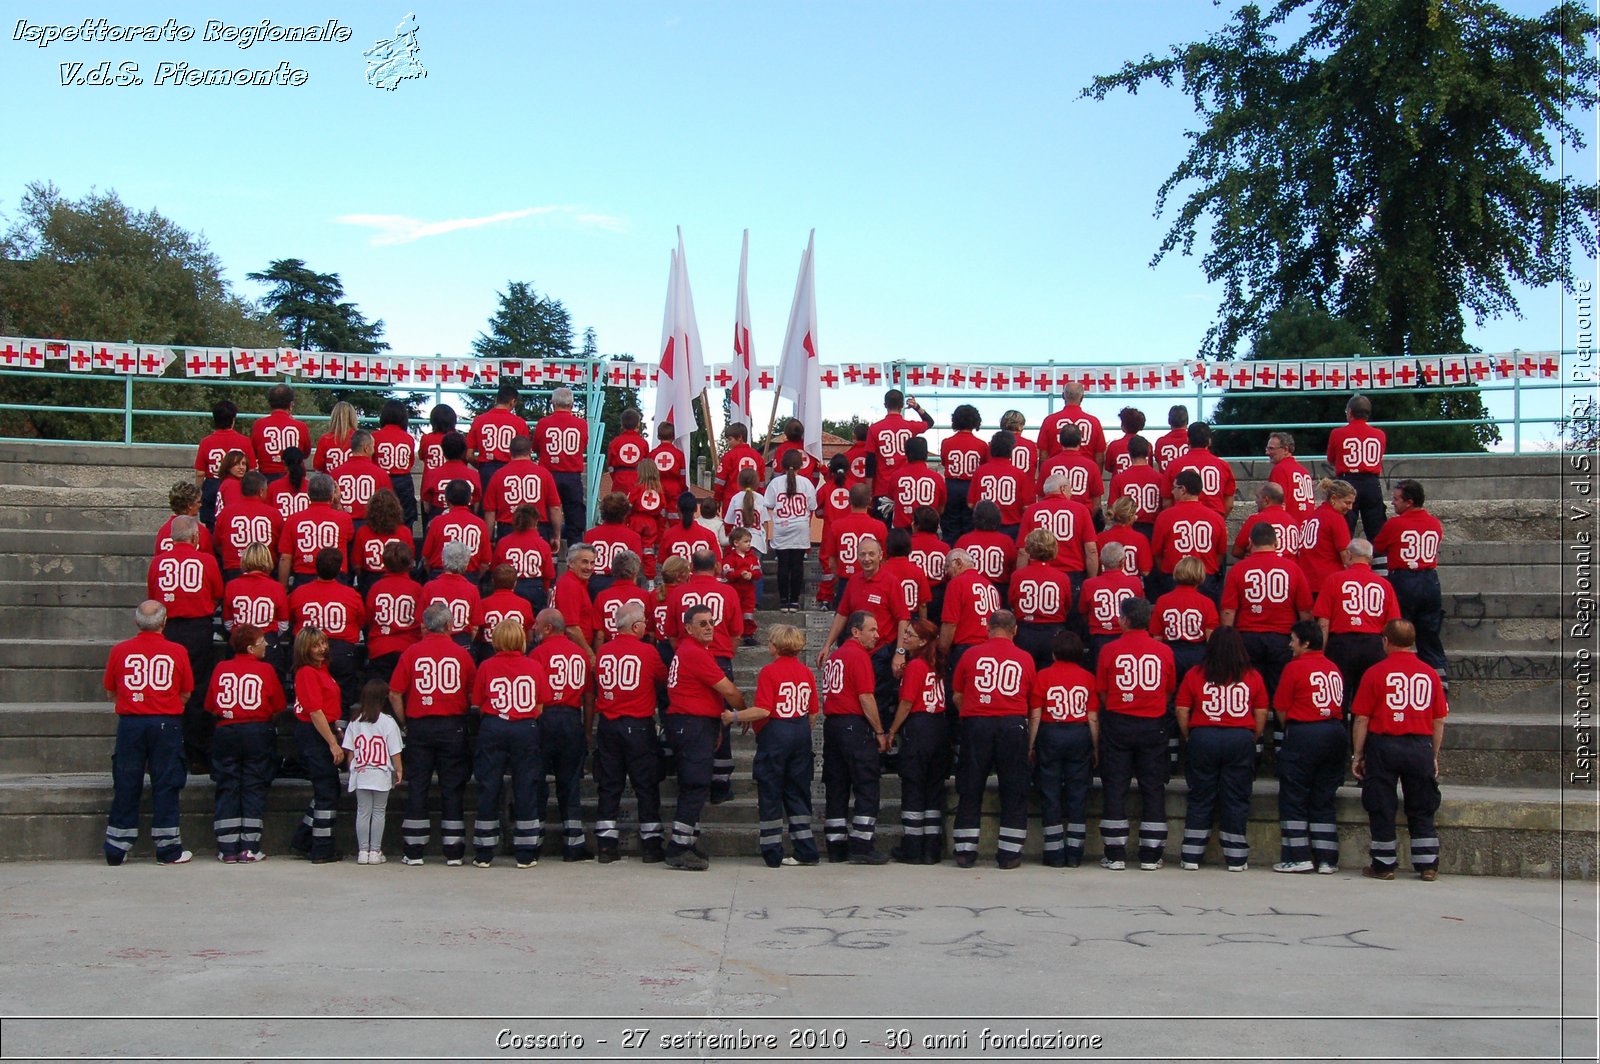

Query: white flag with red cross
<box><xmin>729</xmin><ymin>229</ymin><xmax>754</xmax><ymax>435</ymax></box>
<box><xmin>773</xmin><ymin>230</ymin><xmax>821</xmax><ymax>456</ymax></box>
<box><xmin>135</xmin><ymin>346</ymin><xmax>174</xmax><ymax>376</ymax></box>
<box><xmin>653</xmin><ymin>231</ymin><xmax>709</xmax><ymax>456</ymax></box>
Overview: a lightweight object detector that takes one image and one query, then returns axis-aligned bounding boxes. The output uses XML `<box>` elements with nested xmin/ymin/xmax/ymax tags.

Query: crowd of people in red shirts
<box><xmin>105</xmin><ymin>379</ymin><xmax>1448</xmax><ymax>882</ymax></box>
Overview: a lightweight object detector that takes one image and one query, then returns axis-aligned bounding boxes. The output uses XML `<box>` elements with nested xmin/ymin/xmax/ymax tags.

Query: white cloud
<box><xmin>335</xmin><ymin>205</ymin><xmax>626</xmax><ymax>246</ymax></box>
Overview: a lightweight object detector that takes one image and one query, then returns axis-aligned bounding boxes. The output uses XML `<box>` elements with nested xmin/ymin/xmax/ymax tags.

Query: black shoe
<box><xmin>708</xmin><ymin>790</ymin><xmax>733</xmax><ymax>805</ymax></box>
<box><xmin>954</xmin><ymin>852</ymin><xmax>976</xmax><ymax>869</ymax></box>
<box><xmin>596</xmin><ymin>850</ymin><xmax>619</xmax><ymax>864</ymax></box>
<box><xmin>794</xmin><ymin>856</ymin><xmax>820</xmax><ymax>866</ymax></box>
<box><xmin>921</xmin><ymin>850</ymin><xmax>942</xmax><ymax>865</ymax></box>
<box><xmin>1064</xmin><ymin>856</ymin><xmax>1082</xmax><ymax>868</ymax></box>
<box><xmin>691</xmin><ymin>842</ymin><xmax>709</xmax><ymax>860</ymax></box>
<box><xmin>105</xmin><ymin>854</ymin><xmax>124</xmax><ymax>867</ymax></box>
<box><xmin>564</xmin><ymin>849</ymin><xmax>594</xmax><ymax>863</ymax></box>
<box><xmin>826</xmin><ymin>846</ymin><xmax>849</xmax><ymax>864</ymax></box>
<box><xmin>763</xmin><ymin>851</ymin><xmax>783</xmax><ymax>869</ymax></box>
<box><xmin>288</xmin><ymin>844</ymin><xmax>311</xmax><ymax>860</ymax></box>
<box><xmin>310</xmin><ymin>850</ymin><xmax>344</xmax><ymax>865</ymax></box>
<box><xmin>997</xmin><ymin>854</ymin><xmax>1022</xmax><ymax>870</ymax></box>
<box><xmin>849</xmin><ymin>850</ymin><xmax>890</xmax><ymax>866</ymax></box>
<box><xmin>664</xmin><ymin>850</ymin><xmax>709</xmax><ymax>872</ymax></box>
<box><xmin>1041</xmin><ymin>854</ymin><xmax>1067</xmax><ymax>869</ymax></box>
<box><xmin>641</xmin><ymin>845</ymin><xmax>665</xmax><ymax>864</ymax></box>
<box><xmin>891</xmin><ymin>845</ymin><xmax>919</xmax><ymax>865</ymax></box>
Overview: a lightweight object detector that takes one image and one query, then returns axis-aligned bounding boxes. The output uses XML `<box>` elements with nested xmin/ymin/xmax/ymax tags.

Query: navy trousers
<box><xmin>473</xmin><ymin>715</ymin><xmax>543</xmax><ymax>864</ymax></box>
<box><xmin>104</xmin><ymin>714</ymin><xmax>187</xmax><ymax>864</ymax></box>
<box><xmin>751</xmin><ymin>718</ymin><xmax>817</xmax><ymax>864</ymax></box>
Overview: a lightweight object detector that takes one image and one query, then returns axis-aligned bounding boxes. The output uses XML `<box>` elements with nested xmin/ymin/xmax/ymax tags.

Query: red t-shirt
<box><xmin>890</xmin><ymin>463</ymin><xmax>947</xmax><ymax>528</ymax></box>
<box><xmin>666</xmin><ymin>576</ymin><xmax>743</xmax><ymax>659</ymax></box>
<box><xmin>1009</xmin><ymin>437</ymin><xmax>1040</xmax><ymax>482</ymax></box>
<box><xmin>421</xmin><ymin>460</ymin><xmax>482</xmax><ymax>513</ymax></box>
<box><xmin>1177</xmin><ymin>667</ymin><xmax>1268</xmax><ymax>729</ymax></box>
<box><xmin>1327</xmin><ymin>421</ymin><xmax>1386</xmax><ymax>475</ymax></box>
<box><xmin>1232</xmin><ymin>506</ymin><xmax>1302</xmax><ymax>559</ymax></box>
<box><xmin>954</xmin><ymin>530</ymin><xmax>1017</xmax><ymax>588</ymax></box>
<box><xmin>311</xmin><ymin>433</ymin><xmax>352</xmax><ymax>475</ymax></box>
<box><xmin>660</xmin><ymin>523</ymin><xmax>722</xmax><ymax>566</ymax></box>
<box><xmin>473</xmin><ymin>651</ymin><xmax>544</xmax><ymax>721</ymax></box>
<box><xmin>422</xmin><ymin>509</ymin><xmax>491</xmax><ymax>573</ymax></box>
<box><xmin>533</xmin><ymin>410</ymin><xmax>588</xmax><ymax>474</ymax></box>
<box><xmin>1016</xmin><ymin>497</ymin><xmax>1096</xmax><ymax>573</ymax></box>
<box><xmin>714</xmin><ymin>444</ymin><xmax>765</xmax><ymax>504</ymax></box>
<box><xmin>825</xmin><ymin>513</ymin><xmax>890</xmax><ymax>580</ymax></box>
<box><xmin>1078</xmin><ymin>570</ymin><xmax>1146</xmax><ymax>638</ymax></box>
<box><xmin>146</xmin><ymin>543</ymin><xmax>224</xmax><ymax>619</ymax></box>
<box><xmin>352</xmin><ymin>525</ymin><xmax>415</xmax><ymax>579</ymax></box>
<box><xmin>1108</xmin><ymin>464</ymin><xmax>1164</xmax><ymax>524</ymax></box>
<box><xmin>1270</xmin><ymin>456</ymin><xmax>1316</xmax><ymax>517</ymax></box>
<box><xmin>390</xmin><ymin>634</ymin><xmax>476</xmax><ymax>718</ymax></box>
<box><xmin>1274</xmin><ymin>651</ymin><xmax>1345</xmax><ymax>723</ymax></box>
<box><xmin>289</xmin><ymin>578</ymin><xmax>366</xmax><ymax>642</ymax></box>
<box><xmin>953</xmin><ymin>637</ymin><xmax>1037</xmax><ymax>716</ymax></box>
<box><xmin>1222</xmin><ymin>553</ymin><xmax>1313</xmax><ymax>633</ymax></box>
<box><xmin>1038</xmin><ymin>450</ymin><xmax>1104</xmax><ymax>509</ymax></box>
<box><xmin>770</xmin><ymin>441</ymin><xmax>823</xmax><ymax>484</ymax></box>
<box><xmin>1103</xmin><ymin>433</ymin><xmax>1140</xmax><ymax>478</ymax></box>
<box><xmin>279</xmin><ymin>503</ymin><xmax>354</xmax><ymax>576</ymax></box>
<box><xmin>422</xmin><ymin>572</ymin><xmax>481</xmax><ymax>637</ymax></box>
<box><xmin>1153</xmin><ymin>428</ymin><xmax>1189</xmax><ymax>471</ymax></box>
<box><xmin>1039</xmin><ymin>405</ymin><xmax>1106</xmax><ymax>462</ymax></box>
<box><xmin>1031</xmin><ymin>661</ymin><xmax>1097</xmax><ymax>724</ymax></box>
<box><xmin>1151</xmin><ymin>500</ymin><xmax>1226</xmax><ymax>575</ymax></box>
<box><xmin>755</xmin><ymin>655</ymin><xmax>820</xmax><ymax>730</ymax></box>
<box><xmin>649</xmin><ymin>442</ymin><xmax>688</xmax><ymax>502</ymax></box>
<box><xmin>216</xmin><ymin>499</ymin><xmax>284</xmax><ymax>572</ymax></box>
<box><xmin>1098</xmin><ymin>524</ymin><xmax>1151</xmax><ymax>576</ymax></box>
<box><xmin>971</xmin><ymin>459</ymin><xmax>1037</xmax><ymax>526</ymax></box>
<box><xmin>468</xmin><ymin>407</ymin><xmax>529</xmax><ymax>464</ymax></box>
<box><xmin>897</xmin><ymin>657</ymin><xmax>945</xmax><ymax>716</ymax></box>
<box><xmin>484</xmin><ymin>461</ymin><xmax>559</xmax><ymax>526</ymax></box>
<box><xmin>940</xmin><ymin>431</ymin><xmax>987</xmax><ymax>482</ymax></box>
<box><xmin>843</xmin><ymin>442</ymin><xmax>871</xmax><ymax>488</ymax></box>
<box><xmin>330</xmin><ymin>456</ymin><xmax>387</xmax><ymax>520</ymax></box>
<box><xmin>249</xmin><ymin>412</ymin><xmax>309</xmax><ymax>476</ymax></box>
<box><xmin>266</xmin><ymin>480</ymin><xmax>309</xmax><ymax>523</ymax></box>
<box><xmin>553</xmin><ymin>571</ymin><xmax>598</xmax><ymax>646</ymax></box>
<box><xmin>206</xmin><ymin>656</ymin><xmax>285</xmax><ymax>726</ymax></box>
<box><xmin>156</xmin><ymin>515</ymin><xmax>214</xmax><ymax>556</ymax></box>
<box><xmin>1351</xmin><ymin>653</ymin><xmax>1448</xmax><ymax>735</ymax></box>
<box><xmin>822</xmin><ymin>639</ymin><xmax>878</xmax><ymax>717</ymax></box>
<box><xmin>1163</xmin><ymin>449</ymin><xmax>1236</xmax><ymax>513</ymax></box>
<box><xmin>224</xmin><ymin>571</ymin><xmax>289</xmax><ymax>634</ymax></box>
<box><xmin>909</xmin><ymin>531</ymin><xmax>950</xmax><ymax>585</ymax></box>
<box><xmin>419</xmin><ymin>431</ymin><xmax>450</xmax><ymax>472</ymax></box>
<box><xmin>1095</xmin><ymin>631</ymin><xmax>1176</xmax><ymax>718</ymax></box>
<box><xmin>594</xmin><ymin>634</ymin><xmax>666</xmax><ymax>719</ymax></box>
<box><xmin>1010</xmin><ymin>564</ymin><xmax>1072</xmax><ymax>624</ymax></box>
<box><xmin>1372</xmin><ymin>508</ymin><xmax>1443</xmax><ymax>572</ymax></box>
<box><xmin>495</xmin><ymin>529</ymin><xmax>556</xmax><ymax>586</ymax></box>
<box><xmin>371</xmin><ymin>425</ymin><xmax>417</xmax><ymax>476</ymax></box>
<box><xmin>528</xmin><ymin>633</ymin><xmax>590</xmax><ymax>707</ymax></box>
<box><xmin>104</xmin><ymin>631</ymin><xmax>194</xmax><ymax>715</ymax></box>
<box><xmin>868</xmin><ymin>413</ymin><xmax>931</xmax><ymax>497</ymax></box>
<box><xmin>837</xmin><ymin>569</ymin><xmax>911</xmax><ymax>641</ymax></box>
<box><xmin>194</xmin><ymin>428</ymin><xmax>255</xmax><ymax>478</ymax></box>
<box><xmin>605</xmin><ymin>431</ymin><xmax>652</xmax><ymax>495</ymax></box>
<box><xmin>942</xmin><ymin>568</ymin><xmax>1001</xmax><ymax>645</ymax></box>
<box><xmin>882</xmin><ymin>556</ymin><xmax>930</xmax><ymax>617</ymax></box>
<box><xmin>1299</xmin><ymin>503</ymin><xmax>1354</xmax><ymax>593</ymax></box>
<box><xmin>473</xmin><ymin>590</ymin><xmax>535</xmax><ymax>639</ymax></box>
<box><xmin>292</xmin><ymin>663</ymin><xmax>341</xmax><ymax>723</ymax></box>
<box><xmin>365</xmin><ymin>575</ymin><xmax>423</xmax><ymax>659</ymax></box>
<box><xmin>594</xmin><ymin>582</ymin><xmax>652</xmax><ymax>639</ymax></box>
<box><xmin>1150</xmin><ymin>585</ymin><xmax>1219</xmax><ymax>644</ymax></box>
<box><xmin>1314</xmin><ymin>566</ymin><xmax>1400</xmax><ymax>634</ymax></box>
<box><xmin>587</xmin><ymin>524</ymin><xmax>645</xmax><ymax>576</ymax></box>
<box><xmin>667</xmin><ymin>638</ymin><xmax>728</xmax><ymax>717</ymax></box>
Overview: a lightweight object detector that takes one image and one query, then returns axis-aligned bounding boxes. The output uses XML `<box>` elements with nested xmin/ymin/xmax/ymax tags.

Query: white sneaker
<box><xmin>446</xmin><ymin>858</ymin><xmax>463</xmax><ymax>867</ymax></box>
<box><xmin>1317</xmin><ymin>863</ymin><xmax>1337</xmax><ymax>875</ymax></box>
<box><xmin>371</xmin><ymin>853</ymin><xmax>386</xmax><ymax>864</ymax></box>
<box><xmin>516</xmin><ymin>859</ymin><xmax>538</xmax><ymax>869</ymax></box>
<box><xmin>1274</xmin><ymin>860</ymin><xmax>1315</xmax><ymax>874</ymax></box>
<box><xmin>1180</xmin><ymin>861</ymin><xmax>1200</xmax><ymax>871</ymax></box>
<box><xmin>160</xmin><ymin>851</ymin><xmax>193</xmax><ymax>866</ymax></box>
<box><xmin>1140</xmin><ymin>859</ymin><xmax>1164</xmax><ymax>871</ymax></box>
<box><xmin>1227</xmin><ymin>863</ymin><xmax>1248</xmax><ymax>872</ymax></box>
<box><xmin>239</xmin><ymin>850</ymin><xmax>266</xmax><ymax>864</ymax></box>
<box><xmin>780</xmin><ymin>856</ymin><xmax>799</xmax><ymax>866</ymax></box>
<box><xmin>401</xmin><ymin>856</ymin><xmax>424</xmax><ymax>866</ymax></box>
<box><xmin>356</xmin><ymin>851</ymin><xmax>371</xmax><ymax>865</ymax></box>
<box><xmin>1099</xmin><ymin>857</ymin><xmax>1125</xmax><ymax>871</ymax></box>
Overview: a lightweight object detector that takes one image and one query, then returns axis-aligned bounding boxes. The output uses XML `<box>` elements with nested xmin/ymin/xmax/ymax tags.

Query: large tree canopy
<box><xmin>247</xmin><ymin>257</ymin><xmax>396</xmax><ymax>415</ymax></box>
<box><xmin>1083</xmin><ymin>0</ymin><xmax>1599</xmax><ymax>361</ymax></box>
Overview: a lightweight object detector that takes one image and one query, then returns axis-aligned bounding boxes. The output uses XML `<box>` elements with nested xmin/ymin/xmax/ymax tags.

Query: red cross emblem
<box><xmin>277</xmin><ymin>349</ymin><xmax>299</xmax><ymax>372</ymax></box>
<box><xmin>1349</xmin><ymin>365</ymin><xmax>1370</xmax><ymax>388</ymax></box>
<box><xmin>969</xmin><ymin>368</ymin><xmax>989</xmax><ymax>389</ymax></box>
<box><xmin>0</xmin><ymin>341</ymin><xmax>17</xmax><ymax>364</ymax></box>
<box><xmin>905</xmin><ymin>367</ymin><xmax>925</xmax><ymax>387</ymax></box>
<box><xmin>346</xmin><ymin>359</ymin><xmax>368</xmax><ymax>382</ymax></box>
<box><xmin>1279</xmin><ymin>365</ymin><xmax>1300</xmax><ymax>388</ymax></box>
<box><xmin>1495</xmin><ymin>355</ymin><xmax>1517</xmax><ymax>378</ymax></box>
<box><xmin>992</xmin><ymin>369</ymin><xmax>1011</xmax><ymax>390</ymax></box>
<box><xmin>1256</xmin><ymin>363</ymin><xmax>1278</xmax><ymax>387</ymax></box>
<box><xmin>926</xmin><ymin>366</ymin><xmax>945</xmax><ymax>387</ymax></box>
<box><xmin>565</xmin><ymin>364</ymin><xmax>584</xmax><ymax>383</ymax></box>
<box><xmin>369</xmin><ymin>359</ymin><xmax>391</xmax><ymax>383</ymax></box>
<box><xmin>949</xmin><ymin>367</ymin><xmax>967</xmax><ymax>387</ymax></box>
<box><xmin>203</xmin><ymin>351</ymin><xmax>227</xmax><ymax>376</ymax></box>
<box><xmin>233</xmin><ymin>349</ymin><xmax>256</xmax><ymax>374</ymax></box>
<box><xmin>841</xmin><ymin>364</ymin><xmax>861</xmax><ymax>385</ymax></box>
<box><xmin>409</xmin><ymin>360</ymin><xmax>430</xmax><ymax>382</ymax></box>
<box><xmin>713</xmin><ymin>367</ymin><xmax>733</xmax><ymax>388</ymax></box>
<box><xmin>1303</xmin><ymin>366</ymin><xmax>1323</xmax><ymax>388</ymax></box>
<box><xmin>1230</xmin><ymin>366</ymin><xmax>1252</xmax><ymax>388</ymax></box>
<box><xmin>1395</xmin><ymin>362</ymin><xmax>1417</xmax><ymax>386</ymax></box>
<box><xmin>454</xmin><ymin>363</ymin><xmax>475</xmax><ymax>385</ymax></box>
<box><xmin>1120</xmin><ymin>368</ymin><xmax>1139</xmax><ymax>390</ymax></box>
<box><xmin>256</xmin><ymin>350</ymin><xmax>278</xmax><ymax>375</ymax></box>
<box><xmin>606</xmin><ymin>367</ymin><xmax>625</xmax><ymax>386</ymax></box>
<box><xmin>1539</xmin><ymin>355</ymin><xmax>1559</xmax><ymax>377</ymax></box>
<box><xmin>1190</xmin><ymin>361</ymin><xmax>1208</xmax><ymax>379</ymax></box>
<box><xmin>391</xmin><ymin>360</ymin><xmax>412</xmax><ymax>383</ymax></box>
<box><xmin>477</xmin><ymin>360</ymin><xmax>498</xmax><ymax>385</ymax></box>
<box><xmin>182</xmin><ymin>350</ymin><xmax>204</xmax><ymax>376</ymax></box>
<box><xmin>108</xmin><ymin>347</ymin><xmax>131</xmax><ymax>373</ymax></box>
<box><xmin>90</xmin><ymin>345</ymin><xmax>113</xmax><ymax>369</ymax></box>
<box><xmin>1012</xmin><ymin>368</ymin><xmax>1032</xmax><ymax>390</ymax></box>
<box><xmin>862</xmin><ymin>366</ymin><xmax>883</xmax><ymax>386</ymax></box>
<box><xmin>21</xmin><ymin>344</ymin><xmax>45</xmax><ymax>368</ymax></box>
<box><xmin>1517</xmin><ymin>354</ymin><xmax>1537</xmax><ymax>377</ymax></box>
<box><xmin>137</xmin><ymin>350</ymin><xmax>165</xmax><ymax>375</ymax></box>
<box><xmin>1373</xmin><ymin>364</ymin><xmax>1394</xmax><ymax>388</ymax></box>
<box><xmin>500</xmin><ymin>360</ymin><xmax>522</xmax><ymax>380</ymax></box>
<box><xmin>630</xmin><ymin>366</ymin><xmax>648</xmax><ymax>388</ymax></box>
<box><xmin>1142</xmin><ymin>368</ymin><xmax>1162</xmax><ymax>390</ymax></box>
<box><xmin>1468</xmin><ymin>359</ymin><xmax>1490</xmax><ymax>382</ymax></box>
<box><xmin>322</xmin><ymin>355</ymin><xmax>346</xmax><ymax>379</ymax></box>
<box><xmin>1326</xmin><ymin>367</ymin><xmax>1346</xmax><ymax>389</ymax></box>
<box><xmin>1165</xmin><ymin>367</ymin><xmax>1187</xmax><ymax>389</ymax></box>
<box><xmin>819</xmin><ymin>367</ymin><xmax>840</xmax><ymax>388</ymax></box>
<box><xmin>1096</xmin><ymin>370</ymin><xmax>1117</xmax><ymax>391</ymax></box>
<box><xmin>1206</xmin><ymin>365</ymin><xmax>1228</xmax><ymax>388</ymax></box>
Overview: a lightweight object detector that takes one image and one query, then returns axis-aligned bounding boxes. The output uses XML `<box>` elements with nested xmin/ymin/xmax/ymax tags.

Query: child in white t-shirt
<box><xmin>342</xmin><ymin>680</ymin><xmax>404</xmax><ymax>865</ymax></box>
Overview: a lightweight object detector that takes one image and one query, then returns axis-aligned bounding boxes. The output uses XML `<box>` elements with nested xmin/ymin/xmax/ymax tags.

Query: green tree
<box><xmin>0</xmin><ymin>182</ymin><xmax>282</xmax><ymax>442</ymax></box>
<box><xmin>1210</xmin><ymin>299</ymin><xmax>1490</xmax><ymax>456</ymax></box>
<box><xmin>466</xmin><ymin>281</ymin><xmax>574</xmax><ymax>418</ymax></box>
<box><xmin>1083</xmin><ymin>2</ymin><xmax>1598</xmax><ymax>361</ymax></box>
<box><xmin>247</xmin><ymin>258</ymin><xmax>400</xmax><ymax>415</ymax></box>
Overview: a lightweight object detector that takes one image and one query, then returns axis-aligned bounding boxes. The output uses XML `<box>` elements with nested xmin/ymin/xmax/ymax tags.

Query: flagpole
<box><xmin>758</xmin><ymin>388</ymin><xmax>783</xmax><ymax>467</ymax></box>
<box><xmin>698</xmin><ymin>388</ymin><xmax>720</xmax><ymax>475</ymax></box>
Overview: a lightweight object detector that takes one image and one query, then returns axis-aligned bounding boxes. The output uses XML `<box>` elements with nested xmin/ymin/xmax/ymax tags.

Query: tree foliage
<box><xmin>1210</xmin><ymin>299</ymin><xmax>1496</xmax><ymax>457</ymax></box>
<box><xmin>1083</xmin><ymin>1</ymin><xmax>1599</xmax><ymax>361</ymax></box>
<box><xmin>0</xmin><ymin>182</ymin><xmax>282</xmax><ymax>442</ymax></box>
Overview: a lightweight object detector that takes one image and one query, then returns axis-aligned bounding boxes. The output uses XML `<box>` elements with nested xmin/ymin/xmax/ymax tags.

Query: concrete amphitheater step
<box><xmin>1226</xmin><ymin>454</ymin><xmax>1566</xmax><ymax>501</ymax></box>
<box><xmin>0</xmin><ymin>443</ymin><xmax>193</xmax><ymax>489</ymax></box>
<box><xmin>2</xmin><ymin>771</ymin><xmax>1586</xmax><ymax>878</ymax></box>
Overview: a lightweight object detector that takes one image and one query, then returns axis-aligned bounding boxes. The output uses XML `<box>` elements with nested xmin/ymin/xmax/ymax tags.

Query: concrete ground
<box><xmin>0</xmin><ymin>856</ymin><xmax>1595</xmax><ymax>1062</ymax></box>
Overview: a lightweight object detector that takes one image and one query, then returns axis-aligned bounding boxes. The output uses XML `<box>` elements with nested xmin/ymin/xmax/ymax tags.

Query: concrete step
<box><xmin>0</xmin><ymin>551</ymin><xmax>152</xmax><ymax>585</ymax></box>
<box><xmin>0</xmin><ymin>581</ymin><xmax>144</xmax><ymax>610</ymax></box>
<box><xmin>1226</xmin><ymin>454</ymin><xmax>1565</xmax><ymax>502</ymax></box>
<box><xmin>3</xmin><ymin>770</ymin><xmax>1586</xmax><ymax>878</ymax></box>
<box><xmin>0</xmin><ymin>442</ymin><xmax>193</xmax><ymax>489</ymax></box>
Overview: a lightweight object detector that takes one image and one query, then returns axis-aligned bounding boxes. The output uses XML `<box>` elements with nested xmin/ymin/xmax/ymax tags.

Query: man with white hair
<box><xmin>592</xmin><ymin>602</ymin><xmax>668</xmax><ymax>862</ymax></box>
<box><xmin>147</xmin><ymin>514</ymin><xmax>223</xmax><ymax>771</ymax></box>
<box><xmin>534</xmin><ymin>386</ymin><xmax>590</xmax><ymax>542</ymax></box>
<box><xmin>103</xmin><ymin>601</ymin><xmax>196</xmax><ymax>865</ymax></box>
<box><xmin>1313</xmin><ymin>537</ymin><xmax>1398</xmax><ymax>708</ymax></box>
<box><xmin>1038</xmin><ymin>381</ymin><xmax>1106</xmax><ymax>467</ymax></box>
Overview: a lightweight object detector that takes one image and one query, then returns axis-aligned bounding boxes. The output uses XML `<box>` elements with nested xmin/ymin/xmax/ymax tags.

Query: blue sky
<box><xmin>3</xmin><ymin>1</ymin><xmax>1594</xmax><ymax>445</ymax></box>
